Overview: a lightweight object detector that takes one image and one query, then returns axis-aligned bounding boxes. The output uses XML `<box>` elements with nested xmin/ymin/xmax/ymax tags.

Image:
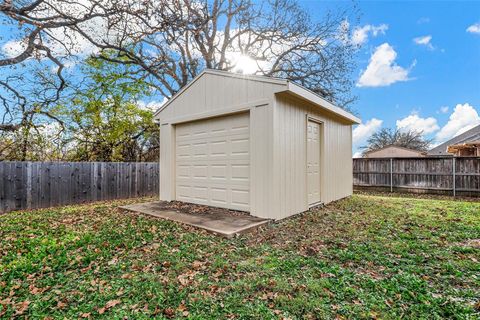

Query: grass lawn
<box><xmin>1</xmin><ymin>194</ymin><xmax>479</xmax><ymax>319</ymax></box>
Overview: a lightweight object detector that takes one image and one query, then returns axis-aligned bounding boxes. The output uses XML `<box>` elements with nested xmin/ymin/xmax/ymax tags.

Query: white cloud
<box><xmin>351</xmin><ymin>24</ymin><xmax>388</xmax><ymax>46</ymax></box>
<box><xmin>413</xmin><ymin>35</ymin><xmax>434</xmax><ymax>50</ymax></box>
<box><xmin>439</xmin><ymin>106</ymin><xmax>449</xmax><ymax>114</ymax></box>
<box><xmin>357</xmin><ymin>43</ymin><xmax>414</xmax><ymax>87</ymax></box>
<box><xmin>435</xmin><ymin>103</ymin><xmax>480</xmax><ymax>142</ymax></box>
<box><xmin>1</xmin><ymin>40</ymin><xmax>26</xmax><ymax>58</ymax></box>
<box><xmin>466</xmin><ymin>23</ymin><xmax>480</xmax><ymax>34</ymax></box>
<box><xmin>353</xmin><ymin>118</ymin><xmax>383</xmax><ymax>145</ymax></box>
<box><xmin>137</xmin><ymin>97</ymin><xmax>168</xmax><ymax>112</ymax></box>
<box><xmin>396</xmin><ymin>112</ymin><xmax>439</xmax><ymax>134</ymax></box>
<box><xmin>353</xmin><ymin>151</ymin><xmax>363</xmax><ymax>158</ymax></box>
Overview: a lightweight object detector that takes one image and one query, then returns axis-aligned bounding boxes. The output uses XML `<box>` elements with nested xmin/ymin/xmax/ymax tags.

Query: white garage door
<box><xmin>175</xmin><ymin>112</ymin><xmax>250</xmax><ymax>211</ymax></box>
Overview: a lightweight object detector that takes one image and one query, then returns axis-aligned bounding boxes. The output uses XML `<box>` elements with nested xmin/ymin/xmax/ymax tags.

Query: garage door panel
<box><xmin>231</xmin><ymin>137</ymin><xmax>249</xmax><ymax>157</ymax></box>
<box><xmin>210</xmin><ymin>140</ymin><xmax>228</xmax><ymax>157</ymax></box>
<box><xmin>177</xmin><ymin>164</ymin><xmax>190</xmax><ymax>179</ymax></box>
<box><xmin>176</xmin><ymin>144</ymin><xmax>191</xmax><ymax>159</ymax></box>
<box><xmin>211</xmin><ymin>187</ymin><xmax>228</xmax><ymax>204</ymax></box>
<box><xmin>175</xmin><ymin>112</ymin><xmax>250</xmax><ymax>211</ymax></box>
<box><xmin>210</xmin><ymin>164</ymin><xmax>228</xmax><ymax>180</ymax></box>
<box><xmin>176</xmin><ymin>185</ymin><xmax>191</xmax><ymax>201</ymax></box>
<box><xmin>231</xmin><ymin>164</ymin><xmax>249</xmax><ymax>182</ymax></box>
<box><xmin>192</xmin><ymin>164</ymin><xmax>208</xmax><ymax>180</ymax></box>
<box><xmin>231</xmin><ymin>188</ymin><xmax>249</xmax><ymax>208</ymax></box>
<box><xmin>192</xmin><ymin>186</ymin><xmax>208</xmax><ymax>202</ymax></box>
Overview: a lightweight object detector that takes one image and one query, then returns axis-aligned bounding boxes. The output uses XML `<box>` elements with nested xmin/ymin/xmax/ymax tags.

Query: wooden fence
<box><xmin>0</xmin><ymin>162</ymin><xmax>159</xmax><ymax>214</ymax></box>
<box><xmin>353</xmin><ymin>157</ymin><xmax>480</xmax><ymax>196</ymax></box>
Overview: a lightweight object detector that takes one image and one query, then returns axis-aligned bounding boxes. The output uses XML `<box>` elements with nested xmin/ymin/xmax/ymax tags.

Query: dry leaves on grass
<box><xmin>98</xmin><ymin>299</ymin><xmax>121</xmax><ymax>315</ymax></box>
<box><xmin>14</xmin><ymin>300</ymin><xmax>30</xmax><ymax>316</ymax></box>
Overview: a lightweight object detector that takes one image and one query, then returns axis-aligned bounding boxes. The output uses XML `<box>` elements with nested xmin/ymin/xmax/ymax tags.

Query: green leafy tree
<box><xmin>63</xmin><ymin>55</ymin><xmax>159</xmax><ymax>162</ymax></box>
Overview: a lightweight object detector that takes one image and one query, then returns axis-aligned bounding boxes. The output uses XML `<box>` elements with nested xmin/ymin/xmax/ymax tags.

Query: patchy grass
<box><xmin>0</xmin><ymin>195</ymin><xmax>479</xmax><ymax>319</ymax></box>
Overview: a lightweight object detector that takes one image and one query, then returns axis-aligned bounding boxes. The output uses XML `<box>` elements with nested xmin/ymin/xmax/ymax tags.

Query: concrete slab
<box><xmin>120</xmin><ymin>202</ymin><xmax>270</xmax><ymax>238</ymax></box>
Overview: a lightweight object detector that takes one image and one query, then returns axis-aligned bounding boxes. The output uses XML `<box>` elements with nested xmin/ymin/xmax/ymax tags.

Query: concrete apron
<box><xmin>120</xmin><ymin>202</ymin><xmax>270</xmax><ymax>238</ymax></box>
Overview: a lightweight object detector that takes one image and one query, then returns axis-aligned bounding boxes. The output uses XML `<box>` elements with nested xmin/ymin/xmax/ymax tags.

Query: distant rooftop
<box><xmin>428</xmin><ymin>124</ymin><xmax>480</xmax><ymax>156</ymax></box>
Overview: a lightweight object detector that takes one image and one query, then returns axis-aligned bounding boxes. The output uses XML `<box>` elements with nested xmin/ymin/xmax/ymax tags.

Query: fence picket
<box><xmin>354</xmin><ymin>157</ymin><xmax>480</xmax><ymax>197</ymax></box>
<box><xmin>0</xmin><ymin>161</ymin><xmax>159</xmax><ymax>213</ymax></box>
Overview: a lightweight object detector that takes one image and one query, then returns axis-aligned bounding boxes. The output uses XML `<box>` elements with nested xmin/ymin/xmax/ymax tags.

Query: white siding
<box><xmin>249</xmin><ymin>103</ymin><xmax>274</xmax><ymax>218</ymax></box>
<box><xmin>158</xmin><ymin>71</ymin><xmax>355</xmax><ymax>220</ymax></box>
<box><xmin>157</xmin><ymin>72</ymin><xmax>285</xmax><ymax>122</ymax></box>
<box><xmin>272</xmin><ymin>94</ymin><xmax>353</xmax><ymax>219</ymax></box>
<box><xmin>158</xmin><ymin>72</ymin><xmax>282</xmax><ymax>216</ymax></box>
<box><xmin>159</xmin><ymin>123</ymin><xmax>175</xmax><ymax>201</ymax></box>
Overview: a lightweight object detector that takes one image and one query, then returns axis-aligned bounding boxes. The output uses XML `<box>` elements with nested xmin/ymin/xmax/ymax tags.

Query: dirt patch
<box><xmin>152</xmin><ymin>201</ymin><xmax>249</xmax><ymax>217</ymax></box>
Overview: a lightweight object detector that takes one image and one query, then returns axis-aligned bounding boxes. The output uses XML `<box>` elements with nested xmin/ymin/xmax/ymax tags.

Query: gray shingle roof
<box><xmin>428</xmin><ymin>124</ymin><xmax>480</xmax><ymax>156</ymax></box>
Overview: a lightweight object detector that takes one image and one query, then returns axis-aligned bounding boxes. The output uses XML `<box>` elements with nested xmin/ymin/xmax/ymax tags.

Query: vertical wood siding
<box><xmin>157</xmin><ymin>73</ymin><xmax>285</xmax><ymax>121</ymax></box>
<box><xmin>250</xmin><ymin>103</ymin><xmax>274</xmax><ymax>218</ymax></box>
<box><xmin>157</xmin><ymin>72</ymin><xmax>355</xmax><ymax>220</ymax></box>
<box><xmin>272</xmin><ymin>94</ymin><xmax>353</xmax><ymax>219</ymax></box>
<box><xmin>159</xmin><ymin>123</ymin><xmax>175</xmax><ymax>201</ymax></box>
<box><xmin>0</xmin><ymin>162</ymin><xmax>159</xmax><ymax>214</ymax></box>
<box><xmin>158</xmin><ymin>72</ymin><xmax>283</xmax><ymax>211</ymax></box>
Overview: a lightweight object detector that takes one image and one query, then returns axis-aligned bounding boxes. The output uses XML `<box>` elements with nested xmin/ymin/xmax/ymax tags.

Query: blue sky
<box><xmin>304</xmin><ymin>0</ymin><xmax>480</xmax><ymax>155</ymax></box>
<box><xmin>1</xmin><ymin>1</ymin><xmax>479</xmax><ymax>156</ymax></box>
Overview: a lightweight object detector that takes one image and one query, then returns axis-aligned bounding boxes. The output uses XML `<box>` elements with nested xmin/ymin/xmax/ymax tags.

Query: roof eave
<box><xmin>285</xmin><ymin>82</ymin><xmax>361</xmax><ymax>124</ymax></box>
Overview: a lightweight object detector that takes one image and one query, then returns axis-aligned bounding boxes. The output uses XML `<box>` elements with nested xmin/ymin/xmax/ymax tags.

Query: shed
<box><xmin>154</xmin><ymin>70</ymin><xmax>360</xmax><ymax>220</ymax></box>
<box><xmin>363</xmin><ymin>145</ymin><xmax>427</xmax><ymax>158</ymax></box>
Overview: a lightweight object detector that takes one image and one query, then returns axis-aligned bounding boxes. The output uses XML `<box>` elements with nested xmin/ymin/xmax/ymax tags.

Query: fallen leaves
<box><xmin>14</xmin><ymin>300</ymin><xmax>30</xmax><ymax>316</ymax></box>
<box><xmin>163</xmin><ymin>307</ymin><xmax>175</xmax><ymax>318</ymax></box>
<box><xmin>56</xmin><ymin>300</ymin><xmax>67</xmax><ymax>309</ymax></box>
<box><xmin>29</xmin><ymin>284</ymin><xmax>49</xmax><ymax>295</ymax></box>
<box><xmin>177</xmin><ymin>270</ymin><xmax>199</xmax><ymax>287</ymax></box>
<box><xmin>98</xmin><ymin>299</ymin><xmax>121</xmax><ymax>315</ymax></box>
<box><xmin>0</xmin><ymin>195</ymin><xmax>479</xmax><ymax>319</ymax></box>
<box><xmin>107</xmin><ymin>257</ymin><xmax>118</xmax><ymax>266</ymax></box>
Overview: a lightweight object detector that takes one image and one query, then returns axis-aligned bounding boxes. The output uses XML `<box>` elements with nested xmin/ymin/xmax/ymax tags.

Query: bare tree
<box><xmin>362</xmin><ymin>128</ymin><xmax>432</xmax><ymax>155</ymax></box>
<box><xmin>1</xmin><ymin>0</ymin><xmax>358</xmax><ymax>160</ymax></box>
<box><xmin>0</xmin><ymin>0</ymin><xmax>171</xmax><ymax>136</ymax></box>
<box><xmin>93</xmin><ymin>0</ymin><xmax>358</xmax><ymax>108</ymax></box>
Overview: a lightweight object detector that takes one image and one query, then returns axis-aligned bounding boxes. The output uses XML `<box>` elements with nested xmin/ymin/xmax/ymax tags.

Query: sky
<box><xmin>1</xmin><ymin>0</ymin><xmax>479</xmax><ymax>157</ymax></box>
<box><xmin>303</xmin><ymin>0</ymin><xmax>480</xmax><ymax>156</ymax></box>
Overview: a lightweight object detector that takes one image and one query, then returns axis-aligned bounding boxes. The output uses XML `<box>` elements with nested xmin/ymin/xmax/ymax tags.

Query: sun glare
<box><xmin>232</xmin><ymin>54</ymin><xmax>259</xmax><ymax>74</ymax></box>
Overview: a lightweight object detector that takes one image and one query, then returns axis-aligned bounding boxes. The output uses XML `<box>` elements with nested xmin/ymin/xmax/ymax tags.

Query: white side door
<box><xmin>307</xmin><ymin>120</ymin><xmax>321</xmax><ymax>205</ymax></box>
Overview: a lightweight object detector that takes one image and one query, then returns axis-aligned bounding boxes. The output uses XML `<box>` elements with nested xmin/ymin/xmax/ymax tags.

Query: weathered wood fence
<box><xmin>0</xmin><ymin>162</ymin><xmax>159</xmax><ymax>214</ymax></box>
<box><xmin>353</xmin><ymin>157</ymin><xmax>480</xmax><ymax>196</ymax></box>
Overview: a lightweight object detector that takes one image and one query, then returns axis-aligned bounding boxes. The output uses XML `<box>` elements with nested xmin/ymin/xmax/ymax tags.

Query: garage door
<box><xmin>175</xmin><ymin>112</ymin><xmax>250</xmax><ymax>211</ymax></box>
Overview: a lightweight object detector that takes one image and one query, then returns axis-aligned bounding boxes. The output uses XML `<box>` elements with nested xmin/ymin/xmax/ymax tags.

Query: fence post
<box><xmin>452</xmin><ymin>157</ymin><xmax>456</xmax><ymax>197</ymax></box>
<box><xmin>26</xmin><ymin>161</ymin><xmax>32</xmax><ymax>209</ymax></box>
<box><xmin>390</xmin><ymin>158</ymin><xmax>393</xmax><ymax>193</ymax></box>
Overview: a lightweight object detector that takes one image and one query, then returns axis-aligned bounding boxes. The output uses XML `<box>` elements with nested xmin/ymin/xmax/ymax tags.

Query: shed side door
<box><xmin>307</xmin><ymin>120</ymin><xmax>321</xmax><ymax>205</ymax></box>
<box><xmin>175</xmin><ymin>112</ymin><xmax>250</xmax><ymax>211</ymax></box>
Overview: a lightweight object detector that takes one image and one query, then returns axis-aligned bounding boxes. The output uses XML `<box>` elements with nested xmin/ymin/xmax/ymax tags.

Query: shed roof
<box><xmin>153</xmin><ymin>69</ymin><xmax>360</xmax><ymax>124</ymax></box>
<box><xmin>363</xmin><ymin>145</ymin><xmax>427</xmax><ymax>156</ymax></box>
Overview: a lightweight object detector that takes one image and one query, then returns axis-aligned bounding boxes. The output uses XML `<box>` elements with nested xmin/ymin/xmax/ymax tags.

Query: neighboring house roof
<box><xmin>363</xmin><ymin>145</ymin><xmax>427</xmax><ymax>158</ymax></box>
<box><xmin>428</xmin><ymin>124</ymin><xmax>480</xmax><ymax>156</ymax></box>
<box><xmin>153</xmin><ymin>69</ymin><xmax>360</xmax><ymax>124</ymax></box>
